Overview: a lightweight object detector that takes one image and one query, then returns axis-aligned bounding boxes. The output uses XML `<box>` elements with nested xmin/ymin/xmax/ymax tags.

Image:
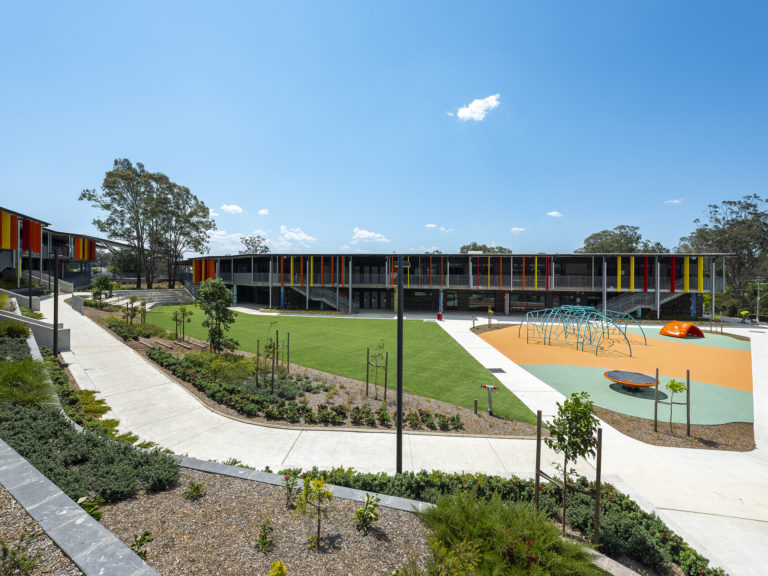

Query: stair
<box><xmin>109</xmin><ymin>289</ymin><xmax>196</xmax><ymax>307</ymax></box>
<box><xmin>289</xmin><ymin>285</ymin><xmax>359</xmax><ymax>313</ymax></box>
<box><xmin>605</xmin><ymin>290</ymin><xmax>685</xmax><ymax>315</ymax></box>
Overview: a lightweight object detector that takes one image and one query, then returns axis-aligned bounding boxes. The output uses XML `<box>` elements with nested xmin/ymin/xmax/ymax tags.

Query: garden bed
<box><xmin>100</xmin><ymin>468</ymin><xmax>430</xmax><ymax>576</ymax></box>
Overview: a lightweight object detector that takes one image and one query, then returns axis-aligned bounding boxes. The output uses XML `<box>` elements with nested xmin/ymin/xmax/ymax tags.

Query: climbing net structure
<box><xmin>517</xmin><ymin>305</ymin><xmax>646</xmax><ymax>357</ymax></box>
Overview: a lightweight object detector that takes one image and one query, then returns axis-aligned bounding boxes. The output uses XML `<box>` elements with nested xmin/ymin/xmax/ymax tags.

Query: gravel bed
<box><xmin>100</xmin><ymin>468</ymin><xmax>430</xmax><ymax>576</ymax></box>
<box><xmin>0</xmin><ymin>484</ymin><xmax>84</xmax><ymax>576</ymax></box>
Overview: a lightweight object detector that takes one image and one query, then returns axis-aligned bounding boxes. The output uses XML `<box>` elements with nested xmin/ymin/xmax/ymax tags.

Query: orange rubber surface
<box><xmin>480</xmin><ymin>328</ymin><xmax>753</xmax><ymax>393</ymax></box>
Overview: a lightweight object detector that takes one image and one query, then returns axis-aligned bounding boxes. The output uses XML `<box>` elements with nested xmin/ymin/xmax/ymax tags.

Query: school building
<box><xmin>190</xmin><ymin>252</ymin><xmax>729</xmax><ymax>317</ymax></box>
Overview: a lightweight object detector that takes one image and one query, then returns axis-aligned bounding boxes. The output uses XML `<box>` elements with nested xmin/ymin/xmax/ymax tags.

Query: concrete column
<box><xmin>655</xmin><ymin>257</ymin><xmax>661</xmax><ymax>320</ymax></box>
<box><xmin>602</xmin><ymin>257</ymin><xmax>607</xmax><ymax>314</ymax></box>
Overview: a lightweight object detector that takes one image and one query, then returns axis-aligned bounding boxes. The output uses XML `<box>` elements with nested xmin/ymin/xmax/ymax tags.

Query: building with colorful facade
<box><xmin>191</xmin><ymin>252</ymin><xmax>728</xmax><ymax>317</ymax></box>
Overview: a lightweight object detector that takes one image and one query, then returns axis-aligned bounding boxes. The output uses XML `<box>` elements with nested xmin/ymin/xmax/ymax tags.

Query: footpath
<box><xmin>41</xmin><ymin>298</ymin><xmax>768</xmax><ymax>574</ymax></box>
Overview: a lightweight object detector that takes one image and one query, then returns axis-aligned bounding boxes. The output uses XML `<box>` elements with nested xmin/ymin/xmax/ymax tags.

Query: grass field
<box><xmin>147</xmin><ymin>306</ymin><xmax>536</xmax><ymax>424</ymax></box>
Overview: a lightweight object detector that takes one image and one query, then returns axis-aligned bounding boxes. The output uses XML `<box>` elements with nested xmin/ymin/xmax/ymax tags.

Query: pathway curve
<box><xmin>41</xmin><ymin>298</ymin><xmax>768</xmax><ymax>574</ymax></box>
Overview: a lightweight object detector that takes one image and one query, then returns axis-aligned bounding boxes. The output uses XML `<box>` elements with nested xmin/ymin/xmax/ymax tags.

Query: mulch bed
<box><xmin>0</xmin><ymin>484</ymin><xmax>84</xmax><ymax>576</ymax></box>
<box><xmin>100</xmin><ymin>468</ymin><xmax>430</xmax><ymax>576</ymax></box>
<box><xmin>594</xmin><ymin>406</ymin><xmax>755</xmax><ymax>451</ymax></box>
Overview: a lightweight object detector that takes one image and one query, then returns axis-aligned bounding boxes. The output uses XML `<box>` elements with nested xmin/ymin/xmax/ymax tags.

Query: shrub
<box><xmin>354</xmin><ymin>493</ymin><xmax>381</xmax><ymax>533</ymax></box>
<box><xmin>20</xmin><ymin>306</ymin><xmax>43</xmax><ymax>320</ymax></box>
<box><xmin>0</xmin><ymin>320</ymin><xmax>30</xmax><ymax>339</ymax></box>
<box><xmin>254</xmin><ymin>518</ymin><xmax>274</xmax><ymax>553</ymax></box>
<box><xmin>0</xmin><ymin>403</ymin><xmax>179</xmax><ymax>503</ymax></box>
<box><xmin>130</xmin><ymin>531</ymin><xmax>153</xmax><ymax>561</ymax></box>
<box><xmin>183</xmin><ymin>480</ymin><xmax>207</xmax><ymax>500</ymax></box>
<box><xmin>377</xmin><ymin>404</ymin><xmax>391</xmax><ymax>427</ymax></box>
<box><xmin>0</xmin><ymin>358</ymin><xmax>54</xmax><ymax>407</ymax></box>
<box><xmin>0</xmin><ymin>533</ymin><xmax>40</xmax><ymax>575</ymax></box>
<box><xmin>0</xmin><ymin>337</ymin><xmax>32</xmax><ymax>363</ymax></box>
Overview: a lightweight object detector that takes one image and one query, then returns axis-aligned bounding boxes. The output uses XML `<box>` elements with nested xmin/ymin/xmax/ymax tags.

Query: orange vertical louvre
<box><xmin>206</xmin><ymin>259</ymin><xmax>215</xmax><ymax>280</ymax></box>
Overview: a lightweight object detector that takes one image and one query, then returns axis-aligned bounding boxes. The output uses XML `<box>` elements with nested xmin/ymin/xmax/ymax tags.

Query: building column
<box><xmin>602</xmin><ymin>257</ymin><xmax>607</xmax><ymax>314</ymax></box>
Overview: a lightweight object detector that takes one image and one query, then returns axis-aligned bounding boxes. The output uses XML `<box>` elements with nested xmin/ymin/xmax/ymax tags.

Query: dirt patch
<box><xmin>594</xmin><ymin>406</ymin><xmax>755</xmax><ymax>451</ymax></box>
<box><xmin>471</xmin><ymin>322</ymin><xmax>518</xmax><ymax>334</ymax></box>
<box><xmin>100</xmin><ymin>468</ymin><xmax>429</xmax><ymax>576</ymax></box>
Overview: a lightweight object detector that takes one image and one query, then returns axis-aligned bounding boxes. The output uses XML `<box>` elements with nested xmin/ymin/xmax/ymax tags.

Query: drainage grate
<box><xmin>488</xmin><ymin>368</ymin><xmax>506</xmax><ymax>374</ymax></box>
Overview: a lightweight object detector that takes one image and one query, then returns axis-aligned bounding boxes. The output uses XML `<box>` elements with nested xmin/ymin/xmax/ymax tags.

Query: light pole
<box><xmin>53</xmin><ymin>249</ymin><xmax>59</xmax><ymax>357</ymax></box>
<box><xmin>395</xmin><ymin>255</ymin><xmax>410</xmax><ymax>474</ymax></box>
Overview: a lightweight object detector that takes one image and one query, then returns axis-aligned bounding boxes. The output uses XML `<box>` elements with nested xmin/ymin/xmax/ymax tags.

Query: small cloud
<box><xmin>665</xmin><ymin>199</ymin><xmax>683</xmax><ymax>205</ymax></box>
<box><xmin>258</xmin><ymin>208</ymin><xmax>269</xmax><ymax>215</ymax></box>
<box><xmin>445</xmin><ymin>111</ymin><xmax>455</xmax><ymax>117</ymax></box>
<box><xmin>546</xmin><ymin>211</ymin><xmax>563</xmax><ymax>218</ymax></box>
<box><xmin>510</xmin><ymin>227</ymin><xmax>526</xmax><ymax>233</ymax></box>
<box><xmin>220</xmin><ymin>204</ymin><xmax>244</xmax><ymax>214</ymax></box>
<box><xmin>209</xmin><ymin>208</ymin><xmax>219</xmax><ymax>217</ymax></box>
<box><xmin>439</xmin><ymin>226</ymin><xmax>453</xmax><ymax>233</ymax></box>
<box><xmin>340</xmin><ymin>244</ymin><xmax>351</xmax><ymax>250</ymax></box>
<box><xmin>456</xmin><ymin>93</ymin><xmax>500</xmax><ymax>122</ymax></box>
<box><xmin>419</xmin><ymin>245</ymin><xmax>441</xmax><ymax>253</ymax></box>
<box><xmin>350</xmin><ymin>227</ymin><xmax>389</xmax><ymax>245</ymax></box>
<box><xmin>425</xmin><ymin>223</ymin><xmax>438</xmax><ymax>228</ymax></box>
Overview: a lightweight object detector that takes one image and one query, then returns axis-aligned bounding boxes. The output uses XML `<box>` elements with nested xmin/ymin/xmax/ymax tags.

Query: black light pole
<box><xmin>396</xmin><ymin>255</ymin><xmax>404</xmax><ymax>474</ymax></box>
<box><xmin>53</xmin><ymin>250</ymin><xmax>59</xmax><ymax>357</ymax></box>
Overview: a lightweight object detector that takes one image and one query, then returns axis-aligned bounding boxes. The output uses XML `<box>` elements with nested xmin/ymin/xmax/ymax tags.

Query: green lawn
<box><xmin>148</xmin><ymin>306</ymin><xmax>536</xmax><ymax>424</ymax></box>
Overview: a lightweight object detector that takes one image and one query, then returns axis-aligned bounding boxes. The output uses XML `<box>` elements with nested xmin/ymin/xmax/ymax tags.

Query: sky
<box><xmin>1</xmin><ymin>1</ymin><xmax>767</xmax><ymax>255</ymax></box>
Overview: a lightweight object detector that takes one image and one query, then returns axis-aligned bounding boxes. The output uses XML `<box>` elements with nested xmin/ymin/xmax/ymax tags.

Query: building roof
<box><xmin>199</xmin><ymin>251</ymin><xmax>732</xmax><ymax>258</ymax></box>
<box><xmin>0</xmin><ymin>206</ymin><xmax>51</xmax><ymax>226</ymax></box>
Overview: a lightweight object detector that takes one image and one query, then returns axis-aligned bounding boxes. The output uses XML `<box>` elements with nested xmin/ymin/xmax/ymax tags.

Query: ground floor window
<box><xmin>469</xmin><ymin>291</ymin><xmax>495</xmax><ymax>310</ymax></box>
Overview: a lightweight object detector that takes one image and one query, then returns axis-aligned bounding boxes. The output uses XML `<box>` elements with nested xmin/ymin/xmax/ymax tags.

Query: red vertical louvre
<box><xmin>280</xmin><ymin>257</ymin><xmax>284</xmax><ymax>286</ymax></box>
<box><xmin>10</xmin><ymin>215</ymin><xmax>18</xmax><ymax>250</ymax></box>
<box><xmin>643</xmin><ymin>257</ymin><xmax>648</xmax><ymax>292</ymax></box>
<box><xmin>206</xmin><ymin>259</ymin><xmax>215</xmax><ymax>280</ymax></box>
<box><xmin>89</xmin><ymin>240</ymin><xmax>96</xmax><ymax>261</ymax></box>
<box><xmin>670</xmin><ymin>257</ymin><xmax>676</xmax><ymax>293</ymax></box>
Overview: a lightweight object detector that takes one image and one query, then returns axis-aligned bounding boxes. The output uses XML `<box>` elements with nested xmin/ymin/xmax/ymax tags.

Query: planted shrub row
<box><xmin>146</xmin><ymin>348</ymin><xmax>464</xmax><ymax>431</ymax></box>
<box><xmin>102</xmin><ymin>316</ymin><xmax>169</xmax><ymax>341</ymax></box>
<box><xmin>0</xmin><ymin>403</ymin><xmax>179</xmax><ymax>503</ymax></box>
<box><xmin>278</xmin><ymin>466</ymin><xmax>724</xmax><ymax>576</ymax></box>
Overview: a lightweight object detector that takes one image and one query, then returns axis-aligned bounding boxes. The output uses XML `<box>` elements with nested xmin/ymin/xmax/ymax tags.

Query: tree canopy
<box><xmin>197</xmin><ymin>278</ymin><xmax>238</xmax><ymax>353</ymax></box>
<box><xmin>459</xmin><ymin>242</ymin><xmax>512</xmax><ymax>254</ymax></box>
<box><xmin>678</xmin><ymin>194</ymin><xmax>768</xmax><ymax>297</ymax></box>
<box><xmin>240</xmin><ymin>234</ymin><xmax>270</xmax><ymax>254</ymax></box>
<box><xmin>80</xmin><ymin>158</ymin><xmax>215</xmax><ymax>288</ymax></box>
<box><xmin>575</xmin><ymin>225</ymin><xmax>668</xmax><ymax>254</ymax></box>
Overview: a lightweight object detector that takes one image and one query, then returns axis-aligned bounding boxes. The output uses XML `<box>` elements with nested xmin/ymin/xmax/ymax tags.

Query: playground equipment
<box><xmin>518</xmin><ymin>305</ymin><xmax>647</xmax><ymax>357</ymax></box>
<box><xmin>660</xmin><ymin>321</ymin><xmax>704</xmax><ymax>338</ymax></box>
<box><xmin>604</xmin><ymin>370</ymin><xmax>657</xmax><ymax>390</ymax></box>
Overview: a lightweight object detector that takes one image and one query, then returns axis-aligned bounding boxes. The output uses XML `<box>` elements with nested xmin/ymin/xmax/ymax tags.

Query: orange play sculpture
<box><xmin>660</xmin><ymin>321</ymin><xmax>704</xmax><ymax>338</ymax></box>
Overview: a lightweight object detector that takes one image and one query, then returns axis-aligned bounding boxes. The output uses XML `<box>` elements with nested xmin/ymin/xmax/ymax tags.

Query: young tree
<box><xmin>240</xmin><ymin>234</ymin><xmax>270</xmax><ymax>254</ymax></box>
<box><xmin>294</xmin><ymin>476</ymin><xmax>334</xmax><ymax>550</ymax></box>
<box><xmin>545</xmin><ymin>392</ymin><xmax>599</xmax><ymax>535</ymax></box>
<box><xmin>197</xmin><ymin>278</ymin><xmax>238</xmax><ymax>353</ymax></box>
<box><xmin>666</xmin><ymin>379</ymin><xmax>687</xmax><ymax>434</ymax></box>
<box><xmin>576</xmin><ymin>225</ymin><xmax>668</xmax><ymax>253</ymax></box>
<box><xmin>92</xmin><ymin>275</ymin><xmax>113</xmax><ymax>301</ymax></box>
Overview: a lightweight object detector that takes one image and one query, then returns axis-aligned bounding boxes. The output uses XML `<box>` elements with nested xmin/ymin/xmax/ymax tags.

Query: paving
<box><xmin>40</xmin><ymin>298</ymin><xmax>768</xmax><ymax>575</ymax></box>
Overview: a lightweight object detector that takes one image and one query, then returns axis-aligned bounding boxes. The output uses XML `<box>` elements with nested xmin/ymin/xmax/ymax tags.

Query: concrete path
<box><xmin>41</xmin><ymin>298</ymin><xmax>768</xmax><ymax>575</ymax></box>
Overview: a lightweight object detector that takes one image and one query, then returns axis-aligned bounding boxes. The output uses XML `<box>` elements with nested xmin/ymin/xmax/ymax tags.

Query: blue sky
<box><xmin>1</xmin><ymin>1</ymin><xmax>766</xmax><ymax>255</ymax></box>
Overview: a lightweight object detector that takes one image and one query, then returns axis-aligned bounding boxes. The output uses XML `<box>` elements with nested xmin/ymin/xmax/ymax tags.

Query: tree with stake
<box><xmin>197</xmin><ymin>278</ymin><xmax>239</xmax><ymax>353</ymax></box>
<box><xmin>545</xmin><ymin>392</ymin><xmax>599</xmax><ymax>536</ymax></box>
<box><xmin>294</xmin><ymin>476</ymin><xmax>333</xmax><ymax>550</ymax></box>
<box><xmin>666</xmin><ymin>379</ymin><xmax>687</xmax><ymax>434</ymax></box>
<box><xmin>178</xmin><ymin>305</ymin><xmax>193</xmax><ymax>342</ymax></box>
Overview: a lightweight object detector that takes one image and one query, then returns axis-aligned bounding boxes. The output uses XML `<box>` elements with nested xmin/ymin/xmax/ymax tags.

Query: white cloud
<box><xmin>425</xmin><ymin>223</ymin><xmax>437</xmax><ymax>228</ymax></box>
<box><xmin>340</xmin><ymin>244</ymin><xmax>351</xmax><ymax>250</ymax></box>
<box><xmin>456</xmin><ymin>93</ymin><xmax>500</xmax><ymax>122</ymax></box>
<box><xmin>209</xmin><ymin>208</ymin><xmax>219</xmax><ymax>217</ymax></box>
<box><xmin>510</xmin><ymin>227</ymin><xmax>526</xmax><ymax>233</ymax></box>
<box><xmin>258</xmin><ymin>208</ymin><xmax>269</xmax><ymax>215</ymax></box>
<box><xmin>350</xmin><ymin>227</ymin><xmax>389</xmax><ymax>245</ymax></box>
<box><xmin>546</xmin><ymin>211</ymin><xmax>563</xmax><ymax>218</ymax></box>
<box><xmin>439</xmin><ymin>226</ymin><xmax>453</xmax><ymax>233</ymax></box>
<box><xmin>426</xmin><ymin>223</ymin><xmax>453</xmax><ymax>232</ymax></box>
<box><xmin>665</xmin><ymin>199</ymin><xmax>683</xmax><ymax>205</ymax></box>
<box><xmin>269</xmin><ymin>225</ymin><xmax>317</xmax><ymax>251</ymax></box>
<box><xmin>220</xmin><ymin>204</ymin><xmax>244</xmax><ymax>214</ymax></box>
<box><xmin>208</xmin><ymin>230</ymin><xmax>243</xmax><ymax>254</ymax></box>
<box><xmin>419</xmin><ymin>245</ymin><xmax>441</xmax><ymax>253</ymax></box>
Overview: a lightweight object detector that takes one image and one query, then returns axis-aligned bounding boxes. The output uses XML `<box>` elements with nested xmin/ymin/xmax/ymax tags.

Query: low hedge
<box><xmin>146</xmin><ymin>347</ymin><xmax>464</xmax><ymax>431</ymax></box>
<box><xmin>279</xmin><ymin>466</ymin><xmax>725</xmax><ymax>576</ymax></box>
<box><xmin>0</xmin><ymin>403</ymin><xmax>179</xmax><ymax>503</ymax></box>
<box><xmin>102</xmin><ymin>316</ymin><xmax>170</xmax><ymax>341</ymax></box>
<box><xmin>83</xmin><ymin>299</ymin><xmax>121</xmax><ymax>311</ymax></box>
<box><xmin>0</xmin><ymin>320</ymin><xmax>31</xmax><ymax>339</ymax></box>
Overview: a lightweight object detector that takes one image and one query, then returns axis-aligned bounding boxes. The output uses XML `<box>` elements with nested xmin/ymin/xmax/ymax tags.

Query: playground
<box><xmin>480</xmin><ymin>320</ymin><xmax>753</xmax><ymax>426</ymax></box>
